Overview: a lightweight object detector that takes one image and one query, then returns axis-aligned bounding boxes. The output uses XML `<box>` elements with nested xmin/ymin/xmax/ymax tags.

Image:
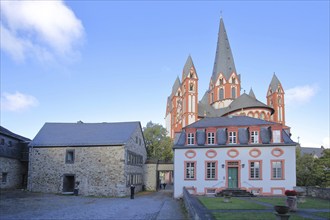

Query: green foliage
<box><xmin>143</xmin><ymin>121</ymin><xmax>173</xmax><ymax>161</ymax></box>
<box><xmin>296</xmin><ymin>147</ymin><xmax>330</xmax><ymax>187</ymax></box>
<box><xmin>198</xmin><ymin>197</ymin><xmax>266</xmax><ymax>210</ymax></box>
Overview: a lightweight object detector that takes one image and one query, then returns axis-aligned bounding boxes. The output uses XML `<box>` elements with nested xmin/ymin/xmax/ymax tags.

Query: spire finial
<box><xmin>220</xmin><ymin>10</ymin><xmax>223</xmax><ymax>18</ymax></box>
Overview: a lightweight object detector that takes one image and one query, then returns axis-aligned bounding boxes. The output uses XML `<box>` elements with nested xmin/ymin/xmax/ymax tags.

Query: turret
<box><xmin>267</xmin><ymin>73</ymin><xmax>285</xmax><ymax>125</ymax></box>
<box><xmin>181</xmin><ymin>55</ymin><xmax>199</xmax><ymax>127</ymax></box>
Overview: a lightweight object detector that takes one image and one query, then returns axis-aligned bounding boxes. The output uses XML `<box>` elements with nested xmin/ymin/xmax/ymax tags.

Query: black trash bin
<box><xmin>74</xmin><ymin>189</ymin><xmax>79</xmax><ymax>196</ymax></box>
<box><xmin>142</xmin><ymin>185</ymin><xmax>146</xmax><ymax>191</ymax></box>
<box><xmin>130</xmin><ymin>185</ymin><xmax>135</xmax><ymax>199</ymax></box>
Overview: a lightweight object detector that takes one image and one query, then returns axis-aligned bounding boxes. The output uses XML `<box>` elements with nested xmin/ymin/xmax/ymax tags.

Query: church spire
<box><xmin>211</xmin><ymin>18</ymin><xmax>237</xmax><ymax>82</ymax></box>
<box><xmin>182</xmin><ymin>55</ymin><xmax>198</xmax><ymax>79</ymax></box>
<box><xmin>249</xmin><ymin>88</ymin><xmax>256</xmax><ymax>99</ymax></box>
<box><xmin>269</xmin><ymin>72</ymin><xmax>281</xmax><ymax>93</ymax></box>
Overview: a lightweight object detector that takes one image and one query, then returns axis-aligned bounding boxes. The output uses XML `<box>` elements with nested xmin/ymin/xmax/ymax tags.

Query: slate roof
<box><xmin>30</xmin><ymin>122</ymin><xmax>141</xmax><ymax>147</ymax></box>
<box><xmin>186</xmin><ymin>116</ymin><xmax>275</xmax><ymax>128</ymax></box>
<box><xmin>0</xmin><ymin>126</ymin><xmax>30</xmax><ymax>142</ymax></box>
<box><xmin>171</xmin><ymin>76</ymin><xmax>181</xmax><ymax>98</ymax></box>
<box><xmin>222</xmin><ymin>93</ymin><xmax>274</xmax><ymax>115</ymax></box>
<box><xmin>182</xmin><ymin>55</ymin><xmax>197</xmax><ymax>79</ymax></box>
<box><xmin>197</xmin><ymin>93</ymin><xmax>274</xmax><ymax>118</ymax></box>
<box><xmin>174</xmin><ymin>116</ymin><xmax>295</xmax><ymax>147</ymax></box>
<box><xmin>300</xmin><ymin>147</ymin><xmax>325</xmax><ymax>158</ymax></box>
<box><xmin>249</xmin><ymin>88</ymin><xmax>256</xmax><ymax>99</ymax></box>
<box><xmin>211</xmin><ymin>18</ymin><xmax>237</xmax><ymax>82</ymax></box>
<box><xmin>269</xmin><ymin>73</ymin><xmax>282</xmax><ymax>93</ymax></box>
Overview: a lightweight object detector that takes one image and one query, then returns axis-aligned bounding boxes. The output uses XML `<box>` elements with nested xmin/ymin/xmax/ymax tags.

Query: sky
<box><xmin>1</xmin><ymin>1</ymin><xmax>329</xmax><ymax>148</ymax></box>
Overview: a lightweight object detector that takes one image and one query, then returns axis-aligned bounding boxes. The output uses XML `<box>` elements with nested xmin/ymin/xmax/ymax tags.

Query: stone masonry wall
<box><xmin>294</xmin><ymin>186</ymin><xmax>330</xmax><ymax>200</ymax></box>
<box><xmin>0</xmin><ymin>157</ymin><xmax>26</xmax><ymax>189</ymax></box>
<box><xmin>28</xmin><ymin>146</ymin><xmax>127</xmax><ymax>197</ymax></box>
<box><xmin>124</xmin><ymin>125</ymin><xmax>147</xmax><ymax>193</ymax></box>
<box><xmin>144</xmin><ymin>163</ymin><xmax>157</xmax><ymax>191</ymax></box>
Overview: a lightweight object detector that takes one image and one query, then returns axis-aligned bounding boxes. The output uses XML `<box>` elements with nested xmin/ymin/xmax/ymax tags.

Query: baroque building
<box><xmin>165</xmin><ymin>18</ymin><xmax>287</xmax><ymax>138</ymax></box>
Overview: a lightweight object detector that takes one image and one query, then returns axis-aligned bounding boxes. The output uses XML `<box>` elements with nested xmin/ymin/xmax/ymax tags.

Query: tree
<box><xmin>143</xmin><ymin>121</ymin><xmax>173</xmax><ymax>161</ymax></box>
<box><xmin>296</xmin><ymin>147</ymin><xmax>330</xmax><ymax>187</ymax></box>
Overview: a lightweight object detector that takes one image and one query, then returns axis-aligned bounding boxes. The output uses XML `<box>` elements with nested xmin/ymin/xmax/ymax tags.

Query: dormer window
<box><xmin>229</xmin><ymin>131</ymin><xmax>237</xmax><ymax>144</ymax></box>
<box><xmin>207</xmin><ymin>132</ymin><xmax>215</xmax><ymax>145</ymax></box>
<box><xmin>273</xmin><ymin>130</ymin><xmax>281</xmax><ymax>143</ymax></box>
<box><xmin>187</xmin><ymin>133</ymin><xmax>195</xmax><ymax>145</ymax></box>
<box><xmin>250</xmin><ymin>131</ymin><xmax>259</xmax><ymax>144</ymax></box>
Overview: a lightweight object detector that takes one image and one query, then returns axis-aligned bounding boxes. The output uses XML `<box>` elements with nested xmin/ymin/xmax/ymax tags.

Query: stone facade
<box><xmin>28</xmin><ymin>123</ymin><xmax>147</xmax><ymax>197</ymax></box>
<box><xmin>0</xmin><ymin>126</ymin><xmax>30</xmax><ymax>189</ymax></box>
<box><xmin>0</xmin><ymin>157</ymin><xmax>27</xmax><ymax>189</ymax></box>
<box><xmin>144</xmin><ymin>162</ymin><xmax>174</xmax><ymax>191</ymax></box>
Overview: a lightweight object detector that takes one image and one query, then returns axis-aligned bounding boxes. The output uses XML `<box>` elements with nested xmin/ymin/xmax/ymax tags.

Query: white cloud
<box><xmin>1</xmin><ymin>92</ymin><xmax>39</xmax><ymax>112</ymax></box>
<box><xmin>0</xmin><ymin>1</ymin><xmax>84</xmax><ymax>63</ymax></box>
<box><xmin>285</xmin><ymin>84</ymin><xmax>318</xmax><ymax>105</ymax></box>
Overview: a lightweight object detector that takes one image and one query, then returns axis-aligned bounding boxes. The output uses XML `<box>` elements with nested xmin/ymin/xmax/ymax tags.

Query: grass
<box><xmin>314</xmin><ymin>212</ymin><xmax>330</xmax><ymax>219</ymax></box>
<box><xmin>252</xmin><ymin>197</ymin><xmax>330</xmax><ymax>209</ymax></box>
<box><xmin>198</xmin><ymin>197</ymin><xmax>266</xmax><ymax>210</ymax></box>
<box><xmin>213</xmin><ymin>212</ymin><xmax>316</xmax><ymax>220</ymax></box>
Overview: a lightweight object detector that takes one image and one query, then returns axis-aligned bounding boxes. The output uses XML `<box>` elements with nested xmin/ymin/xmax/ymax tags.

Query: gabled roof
<box><xmin>300</xmin><ymin>147</ymin><xmax>325</xmax><ymax>158</ymax></box>
<box><xmin>269</xmin><ymin>73</ymin><xmax>282</xmax><ymax>93</ymax></box>
<box><xmin>222</xmin><ymin>93</ymin><xmax>274</xmax><ymax>115</ymax></box>
<box><xmin>171</xmin><ymin>76</ymin><xmax>181</xmax><ymax>98</ymax></box>
<box><xmin>0</xmin><ymin>126</ymin><xmax>30</xmax><ymax>142</ymax></box>
<box><xmin>30</xmin><ymin>122</ymin><xmax>141</xmax><ymax>147</ymax></box>
<box><xmin>186</xmin><ymin>116</ymin><xmax>275</xmax><ymax>128</ymax></box>
<box><xmin>249</xmin><ymin>88</ymin><xmax>256</xmax><ymax>99</ymax></box>
<box><xmin>211</xmin><ymin>18</ymin><xmax>237</xmax><ymax>82</ymax></box>
<box><xmin>182</xmin><ymin>55</ymin><xmax>197</xmax><ymax>79</ymax></box>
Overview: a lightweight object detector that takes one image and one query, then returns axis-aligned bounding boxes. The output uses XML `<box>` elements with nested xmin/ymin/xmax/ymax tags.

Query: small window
<box><xmin>206</xmin><ymin>162</ymin><xmax>217</xmax><ymax>180</ymax></box>
<box><xmin>273</xmin><ymin>130</ymin><xmax>281</xmax><ymax>143</ymax></box>
<box><xmin>219</xmin><ymin>78</ymin><xmax>223</xmax><ymax>85</ymax></box>
<box><xmin>272</xmin><ymin>161</ymin><xmax>283</xmax><ymax>179</ymax></box>
<box><xmin>250</xmin><ymin>161</ymin><xmax>261</xmax><ymax>179</ymax></box>
<box><xmin>207</xmin><ymin>132</ymin><xmax>215</xmax><ymax>145</ymax></box>
<box><xmin>232</xmin><ymin>77</ymin><xmax>236</xmax><ymax>84</ymax></box>
<box><xmin>219</xmin><ymin>88</ymin><xmax>224</xmax><ymax>100</ymax></box>
<box><xmin>65</xmin><ymin>150</ymin><xmax>75</xmax><ymax>164</ymax></box>
<box><xmin>2</xmin><ymin>172</ymin><xmax>8</xmax><ymax>183</ymax></box>
<box><xmin>229</xmin><ymin>131</ymin><xmax>237</xmax><ymax>144</ymax></box>
<box><xmin>185</xmin><ymin>162</ymin><xmax>196</xmax><ymax>180</ymax></box>
<box><xmin>8</xmin><ymin>141</ymin><xmax>12</xmax><ymax>147</ymax></box>
<box><xmin>189</xmin><ymin>83</ymin><xmax>194</xmax><ymax>91</ymax></box>
<box><xmin>0</xmin><ymin>138</ymin><xmax>4</xmax><ymax>145</ymax></box>
<box><xmin>178</xmin><ymin>91</ymin><xmax>181</xmax><ymax>96</ymax></box>
<box><xmin>231</xmin><ymin>87</ymin><xmax>236</xmax><ymax>98</ymax></box>
<box><xmin>190</xmin><ymin>72</ymin><xmax>194</xmax><ymax>78</ymax></box>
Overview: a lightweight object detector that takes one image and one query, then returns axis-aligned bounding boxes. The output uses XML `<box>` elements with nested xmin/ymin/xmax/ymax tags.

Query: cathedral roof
<box><xmin>171</xmin><ymin>76</ymin><xmax>181</xmax><ymax>98</ymax></box>
<box><xmin>222</xmin><ymin>93</ymin><xmax>274</xmax><ymax>115</ymax></box>
<box><xmin>269</xmin><ymin>73</ymin><xmax>282</xmax><ymax>93</ymax></box>
<box><xmin>211</xmin><ymin>18</ymin><xmax>237</xmax><ymax>82</ymax></box>
<box><xmin>249</xmin><ymin>88</ymin><xmax>256</xmax><ymax>99</ymax></box>
<box><xmin>197</xmin><ymin>92</ymin><xmax>274</xmax><ymax>118</ymax></box>
<box><xmin>182</xmin><ymin>55</ymin><xmax>197</xmax><ymax>79</ymax></box>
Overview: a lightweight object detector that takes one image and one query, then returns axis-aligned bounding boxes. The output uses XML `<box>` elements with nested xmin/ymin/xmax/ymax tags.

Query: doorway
<box><xmin>63</xmin><ymin>175</ymin><xmax>75</xmax><ymax>192</ymax></box>
<box><xmin>228</xmin><ymin>167</ymin><xmax>238</xmax><ymax>188</ymax></box>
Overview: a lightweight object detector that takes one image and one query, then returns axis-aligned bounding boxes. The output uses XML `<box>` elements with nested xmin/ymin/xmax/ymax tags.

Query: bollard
<box><xmin>130</xmin><ymin>185</ymin><xmax>135</xmax><ymax>199</ymax></box>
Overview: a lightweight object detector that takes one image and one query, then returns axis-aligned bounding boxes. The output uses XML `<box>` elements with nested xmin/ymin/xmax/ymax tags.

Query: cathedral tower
<box><xmin>208</xmin><ymin>18</ymin><xmax>241</xmax><ymax>109</ymax></box>
<box><xmin>181</xmin><ymin>55</ymin><xmax>198</xmax><ymax>128</ymax></box>
<box><xmin>267</xmin><ymin>73</ymin><xmax>285</xmax><ymax>125</ymax></box>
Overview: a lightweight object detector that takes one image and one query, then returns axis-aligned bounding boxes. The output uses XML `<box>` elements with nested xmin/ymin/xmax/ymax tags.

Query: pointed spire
<box><xmin>249</xmin><ymin>88</ymin><xmax>256</xmax><ymax>99</ymax></box>
<box><xmin>171</xmin><ymin>76</ymin><xmax>181</xmax><ymax>97</ymax></box>
<box><xmin>182</xmin><ymin>55</ymin><xmax>197</xmax><ymax>79</ymax></box>
<box><xmin>211</xmin><ymin>18</ymin><xmax>237</xmax><ymax>82</ymax></box>
<box><xmin>269</xmin><ymin>72</ymin><xmax>281</xmax><ymax>93</ymax></box>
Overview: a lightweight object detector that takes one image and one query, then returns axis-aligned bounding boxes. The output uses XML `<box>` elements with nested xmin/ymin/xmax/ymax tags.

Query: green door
<box><xmin>228</xmin><ymin>167</ymin><xmax>238</xmax><ymax>188</ymax></box>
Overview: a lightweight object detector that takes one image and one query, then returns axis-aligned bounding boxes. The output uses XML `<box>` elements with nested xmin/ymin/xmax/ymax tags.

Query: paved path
<box><xmin>0</xmin><ymin>189</ymin><xmax>187</xmax><ymax>220</ymax></box>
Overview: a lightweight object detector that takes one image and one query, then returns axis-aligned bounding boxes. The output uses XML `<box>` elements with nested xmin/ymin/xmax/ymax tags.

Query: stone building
<box><xmin>28</xmin><ymin>121</ymin><xmax>147</xmax><ymax>197</ymax></box>
<box><xmin>0</xmin><ymin>126</ymin><xmax>30</xmax><ymax>189</ymax></box>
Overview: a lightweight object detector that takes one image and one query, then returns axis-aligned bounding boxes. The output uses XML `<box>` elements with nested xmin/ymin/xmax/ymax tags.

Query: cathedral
<box><xmin>165</xmin><ymin>18</ymin><xmax>287</xmax><ymax>138</ymax></box>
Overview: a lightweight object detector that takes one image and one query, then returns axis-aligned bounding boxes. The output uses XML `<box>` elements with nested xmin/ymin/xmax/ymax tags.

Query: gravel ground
<box><xmin>0</xmin><ymin>189</ymin><xmax>187</xmax><ymax>220</ymax></box>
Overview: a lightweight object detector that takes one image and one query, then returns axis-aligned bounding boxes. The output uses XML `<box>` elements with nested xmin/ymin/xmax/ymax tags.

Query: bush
<box><xmin>285</xmin><ymin>190</ymin><xmax>297</xmax><ymax>196</ymax></box>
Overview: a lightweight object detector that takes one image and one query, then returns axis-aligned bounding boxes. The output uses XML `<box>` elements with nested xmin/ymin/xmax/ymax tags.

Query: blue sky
<box><xmin>1</xmin><ymin>1</ymin><xmax>329</xmax><ymax>148</ymax></box>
